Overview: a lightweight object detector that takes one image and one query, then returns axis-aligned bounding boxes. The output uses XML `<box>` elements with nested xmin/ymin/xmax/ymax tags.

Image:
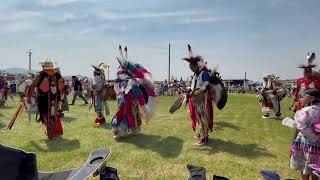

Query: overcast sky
<box><xmin>0</xmin><ymin>0</ymin><xmax>320</xmax><ymax>81</ymax></box>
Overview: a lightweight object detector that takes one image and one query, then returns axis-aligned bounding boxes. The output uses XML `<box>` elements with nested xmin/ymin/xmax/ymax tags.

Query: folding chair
<box><xmin>0</xmin><ymin>144</ymin><xmax>116</xmax><ymax>180</ymax></box>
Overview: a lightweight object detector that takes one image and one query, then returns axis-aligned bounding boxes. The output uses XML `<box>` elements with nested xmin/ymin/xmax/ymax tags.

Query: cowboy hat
<box><xmin>40</xmin><ymin>59</ymin><xmax>56</xmax><ymax>70</ymax></box>
<box><xmin>298</xmin><ymin>52</ymin><xmax>316</xmax><ymax>68</ymax></box>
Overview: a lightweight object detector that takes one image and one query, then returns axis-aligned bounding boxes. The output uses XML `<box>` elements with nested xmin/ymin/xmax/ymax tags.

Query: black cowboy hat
<box><xmin>298</xmin><ymin>52</ymin><xmax>316</xmax><ymax>69</ymax></box>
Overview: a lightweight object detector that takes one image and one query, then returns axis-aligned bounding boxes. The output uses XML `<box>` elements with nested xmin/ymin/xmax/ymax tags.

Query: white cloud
<box><xmin>179</xmin><ymin>16</ymin><xmax>239</xmax><ymax>24</ymax></box>
<box><xmin>97</xmin><ymin>10</ymin><xmax>208</xmax><ymax>21</ymax></box>
<box><xmin>79</xmin><ymin>25</ymin><xmax>128</xmax><ymax>35</ymax></box>
<box><xmin>0</xmin><ymin>10</ymin><xmax>42</xmax><ymax>33</ymax></box>
<box><xmin>36</xmin><ymin>32</ymin><xmax>63</xmax><ymax>38</ymax></box>
<box><xmin>79</xmin><ymin>27</ymin><xmax>100</xmax><ymax>35</ymax></box>
<box><xmin>0</xmin><ymin>22</ymin><xmax>38</xmax><ymax>33</ymax></box>
<box><xmin>48</xmin><ymin>12</ymin><xmax>83</xmax><ymax>23</ymax></box>
<box><xmin>95</xmin><ymin>10</ymin><xmax>239</xmax><ymax>26</ymax></box>
<box><xmin>0</xmin><ymin>11</ymin><xmax>42</xmax><ymax>21</ymax></box>
<box><xmin>38</xmin><ymin>0</ymin><xmax>82</xmax><ymax>7</ymax></box>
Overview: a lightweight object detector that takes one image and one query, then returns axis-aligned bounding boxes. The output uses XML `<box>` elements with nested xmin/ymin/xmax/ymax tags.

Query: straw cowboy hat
<box><xmin>40</xmin><ymin>59</ymin><xmax>56</xmax><ymax>70</ymax></box>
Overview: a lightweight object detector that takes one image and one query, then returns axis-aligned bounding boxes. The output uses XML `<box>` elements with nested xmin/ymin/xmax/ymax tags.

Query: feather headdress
<box><xmin>182</xmin><ymin>44</ymin><xmax>206</xmax><ymax>69</ymax></box>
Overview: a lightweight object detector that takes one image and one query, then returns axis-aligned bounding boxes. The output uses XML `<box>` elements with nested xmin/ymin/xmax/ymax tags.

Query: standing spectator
<box><xmin>61</xmin><ymin>79</ymin><xmax>69</xmax><ymax>111</ymax></box>
<box><xmin>70</xmin><ymin>76</ymin><xmax>88</xmax><ymax>105</ymax></box>
<box><xmin>10</xmin><ymin>80</ymin><xmax>16</xmax><ymax>96</ymax></box>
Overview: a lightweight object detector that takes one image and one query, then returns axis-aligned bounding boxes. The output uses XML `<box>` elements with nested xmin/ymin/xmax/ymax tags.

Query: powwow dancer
<box><xmin>91</xmin><ymin>63</ymin><xmax>111</xmax><ymax>125</ymax></box>
<box><xmin>70</xmin><ymin>76</ymin><xmax>88</xmax><ymax>105</ymax></box>
<box><xmin>0</xmin><ymin>71</ymin><xmax>7</xmax><ymax>107</ymax></box>
<box><xmin>287</xmin><ymin>89</ymin><xmax>320</xmax><ymax>180</ymax></box>
<box><xmin>170</xmin><ymin>45</ymin><xmax>228</xmax><ymax>146</ymax></box>
<box><xmin>7</xmin><ymin>74</ymin><xmax>27</xmax><ymax>126</ymax></box>
<box><xmin>27</xmin><ymin>60</ymin><xmax>64</xmax><ymax>140</ymax></box>
<box><xmin>55</xmin><ymin>68</ymin><xmax>69</xmax><ymax>113</ymax></box>
<box><xmin>111</xmin><ymin>45</ymin><xmax>156</xmax><ymax>138</ymax></box>
<box><xmin>82</xmin><ymin>77</ymin><xmax>92</xmax><ymax>100</ymax></box>
<box><xmin>6</xmin><ymin>73</ymin><xmax>35</xmax><ymax>129</ymax></box>
<box><xmin>61</xmin><ymin>78</ymin><xmax>69</xmax><ymax>112</ymax></box>
<box><xmin>259</xmin><ymin>72</ymin><xmax>283</xmax><ymax>119</ymax></box>
<box><xmin>25</xmin><ymin>73</ymin><xmax>38</xmax><ymax>112</ymax></box>
<box><xmin>3</xmin><ymin>78</ymin><xmax>9</xmax><ymax>106</ymax></box>
<box><xmin>292</xmin><ymin>52</ymin><xmax>320</xmax><ymax>111</ymax></box>
<box><xmin>16</xmin><ymin>74</ymin><xmax>31</xmax><ymax>110</ymax></box>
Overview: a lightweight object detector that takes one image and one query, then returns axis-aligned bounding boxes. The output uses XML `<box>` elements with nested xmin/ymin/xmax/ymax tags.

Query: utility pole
<box><xmin>27</xmin><ymin>49</ymin><xmax>32</xmax><ymax>72</ymax></box>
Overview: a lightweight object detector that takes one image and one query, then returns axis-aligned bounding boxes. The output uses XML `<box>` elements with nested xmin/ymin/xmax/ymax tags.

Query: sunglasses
<box><xmin>304</xmin><ymin>68</ymin><xmax>312</xmax><ymax>72</ymax></box>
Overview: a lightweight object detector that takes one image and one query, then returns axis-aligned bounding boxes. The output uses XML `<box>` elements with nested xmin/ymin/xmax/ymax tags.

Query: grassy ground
<box><xmin>0</xmin><ymin>94</ymin><xmax>299</xmax><ymax>179</ymax></box>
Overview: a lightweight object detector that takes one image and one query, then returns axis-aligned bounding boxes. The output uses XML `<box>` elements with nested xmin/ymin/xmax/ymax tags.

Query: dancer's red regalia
<box><xmin>293</xmin><ymin>52</ymin><xmax>320</xmax><ymax>111</ymax></box>
<box><xmin>177</xmin><ymin>45</ymin><xmax>227</xmax><ymax>146</ymax></box>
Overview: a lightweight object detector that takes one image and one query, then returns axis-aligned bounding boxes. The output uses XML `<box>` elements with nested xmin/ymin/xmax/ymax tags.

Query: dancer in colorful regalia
<box><xmin>6</xmin><ymin>72</ymin><xmax>37</xmax><ymax>130</ymax></box>
<box><xmin>26</xmin><ymin>73</ymin><xmax>38</xmax><ymax>112</ymax></box>
<box><xmin>27</xmin><ymin>60</ymin><xmax>64</xmax><ymax>140</ymax></box>
<box><xmin>0</xmin><ymin>71</ymin><xmax>7</xmax><ymax>107</ymax></box>
<box><xmin>61</xmin><ymin>78</ymin><xmax>69</xmax><ymax>112</ymax></box>
<box><xmin>15</xmin><ymin>73</ymin><xmax>34</xmax><ymax>112</ymax></box>
<box><xmin>55</xmin><ymin>68</ymin><xmax>69</xmax><ymax>113</ymax></box>
<box><xmin>290</xmin><ymin>89</ymin><xmax>320</xmax><ymax>180</ymax></box>
<box><xmin>259</xmin><ymin>72</ymin><xmax>284</xmax><ymax>119</ymax></box>
<box><xmin>6</xmin><ymin>73</ymin><xmax>31</xmax><ymax>129</ymax></box>
<box><xmin>111</xmin><ymin>45</ymin><xmax>156</xmax><ymax>138</ymax></box>
<box><xmin>170</xmin><ymin>45</ymin><xmax>228</xmax><ymax>146</ymax></box>
<box><xmin>91</xmin><ymin>63</ymin><xmax>111</xmax><ymax>125</ymax></box>
<box><xmin>292</xmin><ymin>52</ymin><xmax>320</xmax><ymax>111</ymax></box>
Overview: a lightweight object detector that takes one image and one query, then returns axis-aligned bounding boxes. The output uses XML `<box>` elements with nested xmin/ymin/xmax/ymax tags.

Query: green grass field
<box><xmin>0</xmin><ymin>94</ymin><xmax>299</xmax><ymax>179</ymax></box>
